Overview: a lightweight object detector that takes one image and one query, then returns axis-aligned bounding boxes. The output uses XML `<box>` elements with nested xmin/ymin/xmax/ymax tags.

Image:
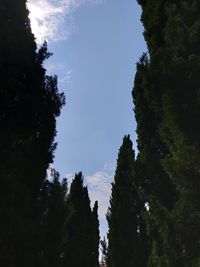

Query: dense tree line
<box><xmin>40</xmin><ymin>171</ymin><xmax>100</xmax><ymax>267</ymax></box>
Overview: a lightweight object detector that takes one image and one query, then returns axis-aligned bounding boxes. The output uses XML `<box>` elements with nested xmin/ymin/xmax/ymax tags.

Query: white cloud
<box><xmin>27</xmin><ymin>0</ymin><xmax>71</xmax><ymax>44</ymax></box>
<box><xmin>27</xmin><ymin>0</ymin><xmax>104</xmax><ymax>44</ymax></box>
<box><xmin>86</xmin><ymin>163</ymin><xmax>115</xmax><ymax>219</ymax></box>
<box><xmin>86</xmin><ymin>163</ymin><xmax>115</xmax><ymax>238</ymax></box>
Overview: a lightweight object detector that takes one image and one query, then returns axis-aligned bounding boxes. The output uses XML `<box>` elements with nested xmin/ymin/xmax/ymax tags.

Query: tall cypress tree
<box><xmin>0</xmin><ymin>1</ymin><xmax>64</xmax><ymax>266</ymax></box>
<box><xmin>64</xmin><ymin>172</ymin><xmax>99</xmax><ymax>267</ymax></box>
<box><xmin>133</xmin><ymin>53</ymin><xmax>178</xmax><ymax>267</ymax></box>
<box><xmin>107</xmin><ymin>135</ymin><xmax>146</xmax><ymax>267</ymax></box>
<box><xmin>92</xmin><ymin>201</ymin><xmax>100</xmax><ymax>267</ymax></box>
<box><xmin>134</xmin><ymin>0</ymin><xmax>200</xmax><ymax>265</ymax></box>
<box><xmin>37</xmin><ymin>169</ymin><xmax>68</xmax><ymax>267</ymax></box>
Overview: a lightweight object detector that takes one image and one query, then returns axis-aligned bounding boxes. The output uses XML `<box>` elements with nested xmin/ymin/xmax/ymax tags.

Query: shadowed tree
<box><xmin>0</xmin><ymin>1</ymin><xmax>64</xmax><ymax>266</ymax></box>
<box><xmin>107</xmin><ymin>135</ymin><xmax>147</xmax><ymax>267</ymax></box>
<box><xmin>63</xmin><ymin>172</ymin><xmax>99</xmax><ymax>267</ymax></box>
<box><xmin>92</xmin><ymin>201</ymin><xmax>100</xmax><ymax>267</ymax></box>
<box><xmin>37</xmin><ymin>169</ymin><xmax>68</xmax><ymax>267</ymax></box>
<box><xmin>133</xmin><ymin>0</ymin><xmax>200</xmax><ymax>265</ymax></box>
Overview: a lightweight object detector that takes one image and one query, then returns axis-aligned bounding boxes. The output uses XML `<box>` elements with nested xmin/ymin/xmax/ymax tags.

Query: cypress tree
<box><xmin>0</xmin><ymin>1</ymin><xmax>64</xmax><ymax>266</ymax></box>
<box><xmin>133</xmin><ymin>0</ymin><xmax>200</xmax><ymax>265</ymax></box>
<box><xmin>38</xmin><ymin>169</ymin><xmax>68</xmax><ymax>267</ymax></box>
<box><xmin>133</xmin><ymin>53</ymin><xmax>178</xmax><ymax>267</ymax></box>
<box><xmin>92</xmin><ymin>201</ymin><xmax>100</xmax><ymax>267</ymax></box>
<box><xmin>107</xmin><ymin>135</ymin><xmax>146</xmax><ymax>267</ymax></box>
<box><xmin>64</xmin><ymin>172</ymin><xmax>99</xmax><ymax>267</ymax></box>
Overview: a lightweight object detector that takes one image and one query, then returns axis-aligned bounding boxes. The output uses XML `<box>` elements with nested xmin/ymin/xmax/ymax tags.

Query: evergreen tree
<box><xmin>92</xmin><ymin>201</ymin><xmax>100</xmax><ymax>267</ymax></box>
<box><xmin>133</xmin><ymin>0</ymin><xmax>200</xmax><ymax>265</ymax></box>
<box><xmin>107</xmin><ymin>135</ymin><xmax>146</xmax><ymax>267</ymax></box>
<box><xmin>133</xmin><ymin>53</ymin><xmax>178</xmax><ymax>267</ymax></box>
<box><xmin>64</xmin><ymin>172</ymin><xmax>99</xmax><ymax>267</ymax></box>
<box><xmin>38</xmin><ymin>169</ymin><xmax>68</xmax><ymax>267</ymax></box>
<box><xmin>0</xmin><ymin>1</ymin><xmax>64</xmax><ymax>266</ymax></box>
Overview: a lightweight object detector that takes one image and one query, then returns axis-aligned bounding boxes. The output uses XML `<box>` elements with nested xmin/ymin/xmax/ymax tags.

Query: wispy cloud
<box><xmin>86</xmin><ymin>163</ymin><xmax>115</xmax><ymax>237</ymax></box>
<box><xmin>86</xmin><ymin>163</ymin><xmax>115</xmax><ymax>219</ymax></box>
<box><xmin>27</xmin><ymin>0</ymin><xmax>104</xmax><ymax>44</ymax></box>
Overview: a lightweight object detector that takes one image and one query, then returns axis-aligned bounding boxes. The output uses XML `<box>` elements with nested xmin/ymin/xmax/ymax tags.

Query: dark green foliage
<box><xmin>35</xmin><ymin>170</ymin><xmax>99</xmax><ymax>267</ymax></box>
<box><xmin>64</xmin><ymin>173</ymin><xmax>99</xmax><ymax>267</ymax></box>
<box><xmin>133</xmin><ymin>54</ymin><xmax>177</xmax><ymax>209</ymax></box>
<box><xmin>38</xmin><ymin>169</ymin><xmax>68</xmax><ymax>267</ymax></box>
<box><xmin>133</xmin><ymin>53</ymin><xmax>178</xmax><ymax>266</ymax></box>
<box><xmin>133</xmin><ymin>0</ymin><xmax>200</xmax><ymax>266</ymax></box>
<box><xmin>107</xmin><ymin>135</ymin><xmax>147</xmax><ymax>267</ymax></box>
<box><xmin>0</xmin><ymin>1</ymin><xmax>64</xmax><ymax>266</ymax></box>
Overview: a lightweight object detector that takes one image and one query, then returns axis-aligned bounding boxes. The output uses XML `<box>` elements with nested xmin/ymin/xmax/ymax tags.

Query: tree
<box><xmin>64</xmin><ymin>172</ymin><xmax>99</xmax><ymax>267</ymax></box>
<box><xmin>107</xmin><ymin>135</ymin><xmax>146</xmax><ymax>267</ymax></box>
<box><xmin>133</xmin><ymin>53</ymin><xmax>178</xmax><ymax>267</ymax></box>
<box><xmin>0</xmin><ymin>1</ymin><xmax>64</xmax><ymax>266</ymax></box>
<box><xmin>92</xmin><ymin>201</ymin><xmax>100</xmax><ymax>267</ymax></box>
<box><xmin>133</xmin><ymin>0</ymin><xmax>200</xmax><ymax>265</ymax></box>
<box><xmin>37</xmin><ymin>169</ymin><xmax>68</xmax><ymax>267</ymax></box>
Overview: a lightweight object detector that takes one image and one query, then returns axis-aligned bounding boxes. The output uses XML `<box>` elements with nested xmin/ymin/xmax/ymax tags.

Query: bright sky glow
<box><xmin>27</xmin><ymin>0</ymin><xmax>70</xmax><ymax>43</ymax></box>
<box><xmin>27</xmin><ymin>0</ymin><xmax>103</xmax><ymax>43</ymax></box>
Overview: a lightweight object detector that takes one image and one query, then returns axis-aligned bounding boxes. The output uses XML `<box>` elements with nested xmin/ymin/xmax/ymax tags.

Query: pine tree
<box><xmin>0</xmin><ymin>1</ymin><xmax>64</xmax><ymax>266</ymax></box>
<box><xmin>107</xmin><ymin>135</ymin><xmax>146</xmax><ymax>267</ymax></box>
<box><xmin>64</xmin><ymin>172</ymin><xmax>99</xmax><ymax>267</ymax></box>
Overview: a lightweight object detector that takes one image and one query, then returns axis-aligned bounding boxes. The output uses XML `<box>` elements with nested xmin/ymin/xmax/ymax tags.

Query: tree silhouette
<box><xmin>0</xmin><ymin>1</ymin><xmax>64</xmax><ymax>266</ymax></box>
<box><xmin>107</xmin><ymin>136</ymin><xmax>147</xmax><ymax>267</ymax></box>
<box><xmin>64</xmin><ymin>173</ymin><xmax>99</xmax><ymax>267</ymax></box>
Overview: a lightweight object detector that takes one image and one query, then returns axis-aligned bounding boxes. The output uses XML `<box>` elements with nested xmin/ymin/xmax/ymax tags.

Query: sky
<box><xmin>27</xmin><ymin>0</ymin><xmax>146</xmax><ymax>239</ymax></box>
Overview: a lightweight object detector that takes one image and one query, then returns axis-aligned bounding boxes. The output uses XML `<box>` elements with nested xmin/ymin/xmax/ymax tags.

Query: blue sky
<box><xmin>28</xmin><ymin>0</ymin><xmax>146</xmax><ymax>238</ymax></box>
